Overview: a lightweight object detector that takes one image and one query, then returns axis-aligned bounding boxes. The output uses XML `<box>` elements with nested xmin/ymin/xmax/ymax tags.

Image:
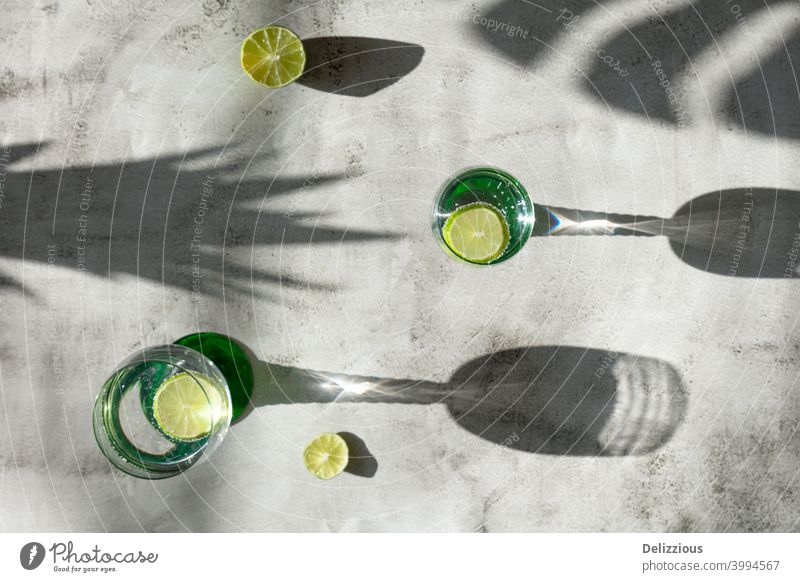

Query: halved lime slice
<box><xmin>303</xmin><ymin>433</ymin><xmax>349</xmax><ymax>480</ymax></box>
<box><xmin>442</xmin><ymin>203</ymin><xmax>510</xmax><ymax>263</ymax></box>
<box><xmin>241</xmin><ymin>25</ymin><xmax>306</xmax><ymax>88</ymax></box>
<box><xmin>153</xmin><ymin>372</ymin><xmax>226</xmax><ymax>441</ymax></box>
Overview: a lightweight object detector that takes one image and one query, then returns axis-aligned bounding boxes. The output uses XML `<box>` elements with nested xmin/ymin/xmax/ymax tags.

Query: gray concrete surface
<box><xmin>1</xmin><ymin>0</ymin><xmax>799</xmax><ymax>532</ymax></box>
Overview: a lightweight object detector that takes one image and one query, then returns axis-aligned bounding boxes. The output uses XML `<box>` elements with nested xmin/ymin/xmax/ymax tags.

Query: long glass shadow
<box><xmin>533</xmin><ymin>188</ymin><xmax>800</xmax><ymax>278</ymax></box>
<box><xmin>249</xmin><ymin>345</ymin><xmax>687</xmax><ymax>457</ymax></box>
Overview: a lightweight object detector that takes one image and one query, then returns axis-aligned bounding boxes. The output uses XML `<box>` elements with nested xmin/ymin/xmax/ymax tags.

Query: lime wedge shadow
<box><xmin>338</xmin><ymin>431</ymin><xmax>378</xmax><ymax>478</ymax></box>
<box><xmin>298</xmin><ymin>37</ymin><xmax>424</xmax><ymax>97</ymax></box>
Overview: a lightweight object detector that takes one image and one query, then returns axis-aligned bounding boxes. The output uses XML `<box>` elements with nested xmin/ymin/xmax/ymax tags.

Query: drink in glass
<box><xmin>432</xmin><ymin>167</ymin><xmax>534</xmax><ymax>264</ymax></box>
<box><xmin>93</xmin><ymin>333</ymin><xmax>253</xmax><ymax>479</ymax></box>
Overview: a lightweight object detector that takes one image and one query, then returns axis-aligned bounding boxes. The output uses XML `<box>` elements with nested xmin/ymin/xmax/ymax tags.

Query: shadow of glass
<box><xmin>534</xmin><ymin>187</ymin><xmax>800</xmax><ymax>278</ymax></box>
<box><xmin>0</xmin><ymin>143</ymin><xmax>399</xmax><ymax>296</ymax></box>
<box><xmin>297</xmin><ymin>37</ymin><xmax>424</xmax><ymax>97</ymax></box>
<box><xmin>249</xmin><ymin>346</ymin><xmax>687</xmax><ymax>457</ymax></box>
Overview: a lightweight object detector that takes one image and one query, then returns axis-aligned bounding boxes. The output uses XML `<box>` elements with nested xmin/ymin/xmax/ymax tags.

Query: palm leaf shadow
<box><xmin>476</xmin><ymin>0</ymin><xmax>800</xmax><ymax>140</ymax></box>
<box><xmin>582</xmin><ymin>0</ymin><xmax>800</xmax><ymax>136</ymax></box>
<box><xmin>0</xmin><ymin>143</ymin><xmax>399</xmax><ymax>297</ymax></box>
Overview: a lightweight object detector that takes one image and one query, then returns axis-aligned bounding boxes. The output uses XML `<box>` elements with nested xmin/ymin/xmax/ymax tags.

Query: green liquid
<box><xmin>174</xmin><ymin>332</ymin><xmax>254</xmax><ymax>421</ymax></box>
<box><xmin>434</xmin><ymin>168</ymin><xmax>533</xmax><ymax>264</ymax></box>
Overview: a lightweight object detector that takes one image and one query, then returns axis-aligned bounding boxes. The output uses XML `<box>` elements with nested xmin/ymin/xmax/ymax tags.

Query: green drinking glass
<box><xmin>432</xmin><ymin>167</ymin><xmax>534</xmax><ymax>265</ymax></box>
<box><xmin>93</xmin><ymin>333</ymin><xmax>254</xmax><ymax>479</ymax></box>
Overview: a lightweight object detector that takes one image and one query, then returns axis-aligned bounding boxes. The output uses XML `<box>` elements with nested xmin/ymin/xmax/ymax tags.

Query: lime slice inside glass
<box><xmin>153</xmin><ymin>372</ymin><xmax>225</xmax><ymax>441</ymax></box>
<box><xmin>241</xmin><ymin>25</ymin><xmax>306</xmax><ymax>88</ymax></box>
<box><xmin>303</xmin><ymin>433</ymin><xmax>349</xmax><ymax>480</ymax></box>
<box><xmin>442</xmin><ymin>203</ymin><xmax>510</xmax><ymax>263</ymax></box>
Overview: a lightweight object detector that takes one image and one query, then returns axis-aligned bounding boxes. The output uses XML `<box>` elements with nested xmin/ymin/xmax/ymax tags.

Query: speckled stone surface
<box><xmin>1</xmin><ymin>0</ymin><xmax>799</xmax><ymax>532</ymax></box>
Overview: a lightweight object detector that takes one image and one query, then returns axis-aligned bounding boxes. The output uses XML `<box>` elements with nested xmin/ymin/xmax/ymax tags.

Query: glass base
<box><xmin>174</xmin><ymin>332</ymin><xmax>254</xmax><ymax>422</ymax></box>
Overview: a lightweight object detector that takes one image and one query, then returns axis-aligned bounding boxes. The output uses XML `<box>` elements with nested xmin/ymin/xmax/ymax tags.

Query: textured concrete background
<box><xmin>1</xmin><ymin>0</ymin><xmax>799</xmax><ymax>532</ymax></box>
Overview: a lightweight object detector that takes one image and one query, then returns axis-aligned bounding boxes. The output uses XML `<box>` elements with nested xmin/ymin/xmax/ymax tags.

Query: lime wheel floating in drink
<box><xmin>153</xmin><ymin>372</ymin><xmax>227</xmax><ymax>441</ymax></box>
<box><xmin>303</xmin><ymin>433</ymin><xmax>349</xmax><ymax>479</ymax></box>
<box><xmin>442</xmin><ymin>203</ymin><xmax>510</xmax><ymax>264</ymax></box>
<box><xmin>241</xmin><ymin>25</ymin><xmax>306</xmax><ymax>87</ymax></box>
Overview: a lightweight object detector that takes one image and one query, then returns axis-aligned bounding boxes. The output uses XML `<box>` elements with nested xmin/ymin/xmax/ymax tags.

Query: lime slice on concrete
<box><xmin>153</xmin><ymin>372</ymin><xmax>224</xmax><ymax>441</ymax></box>
<box><xmin>241</xmin><ymin>25</ymin><xmax>306</xmax><ymax>87</ymax></box>
<box><xmin>442</xmin><ymin>203</ymin><xmax>510</xmax><ymax>263</ymax></box>
<box><xmin>303</xmin><ymin>433</ymin><xmax>349</xmax><ymax>479</ymax></box>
